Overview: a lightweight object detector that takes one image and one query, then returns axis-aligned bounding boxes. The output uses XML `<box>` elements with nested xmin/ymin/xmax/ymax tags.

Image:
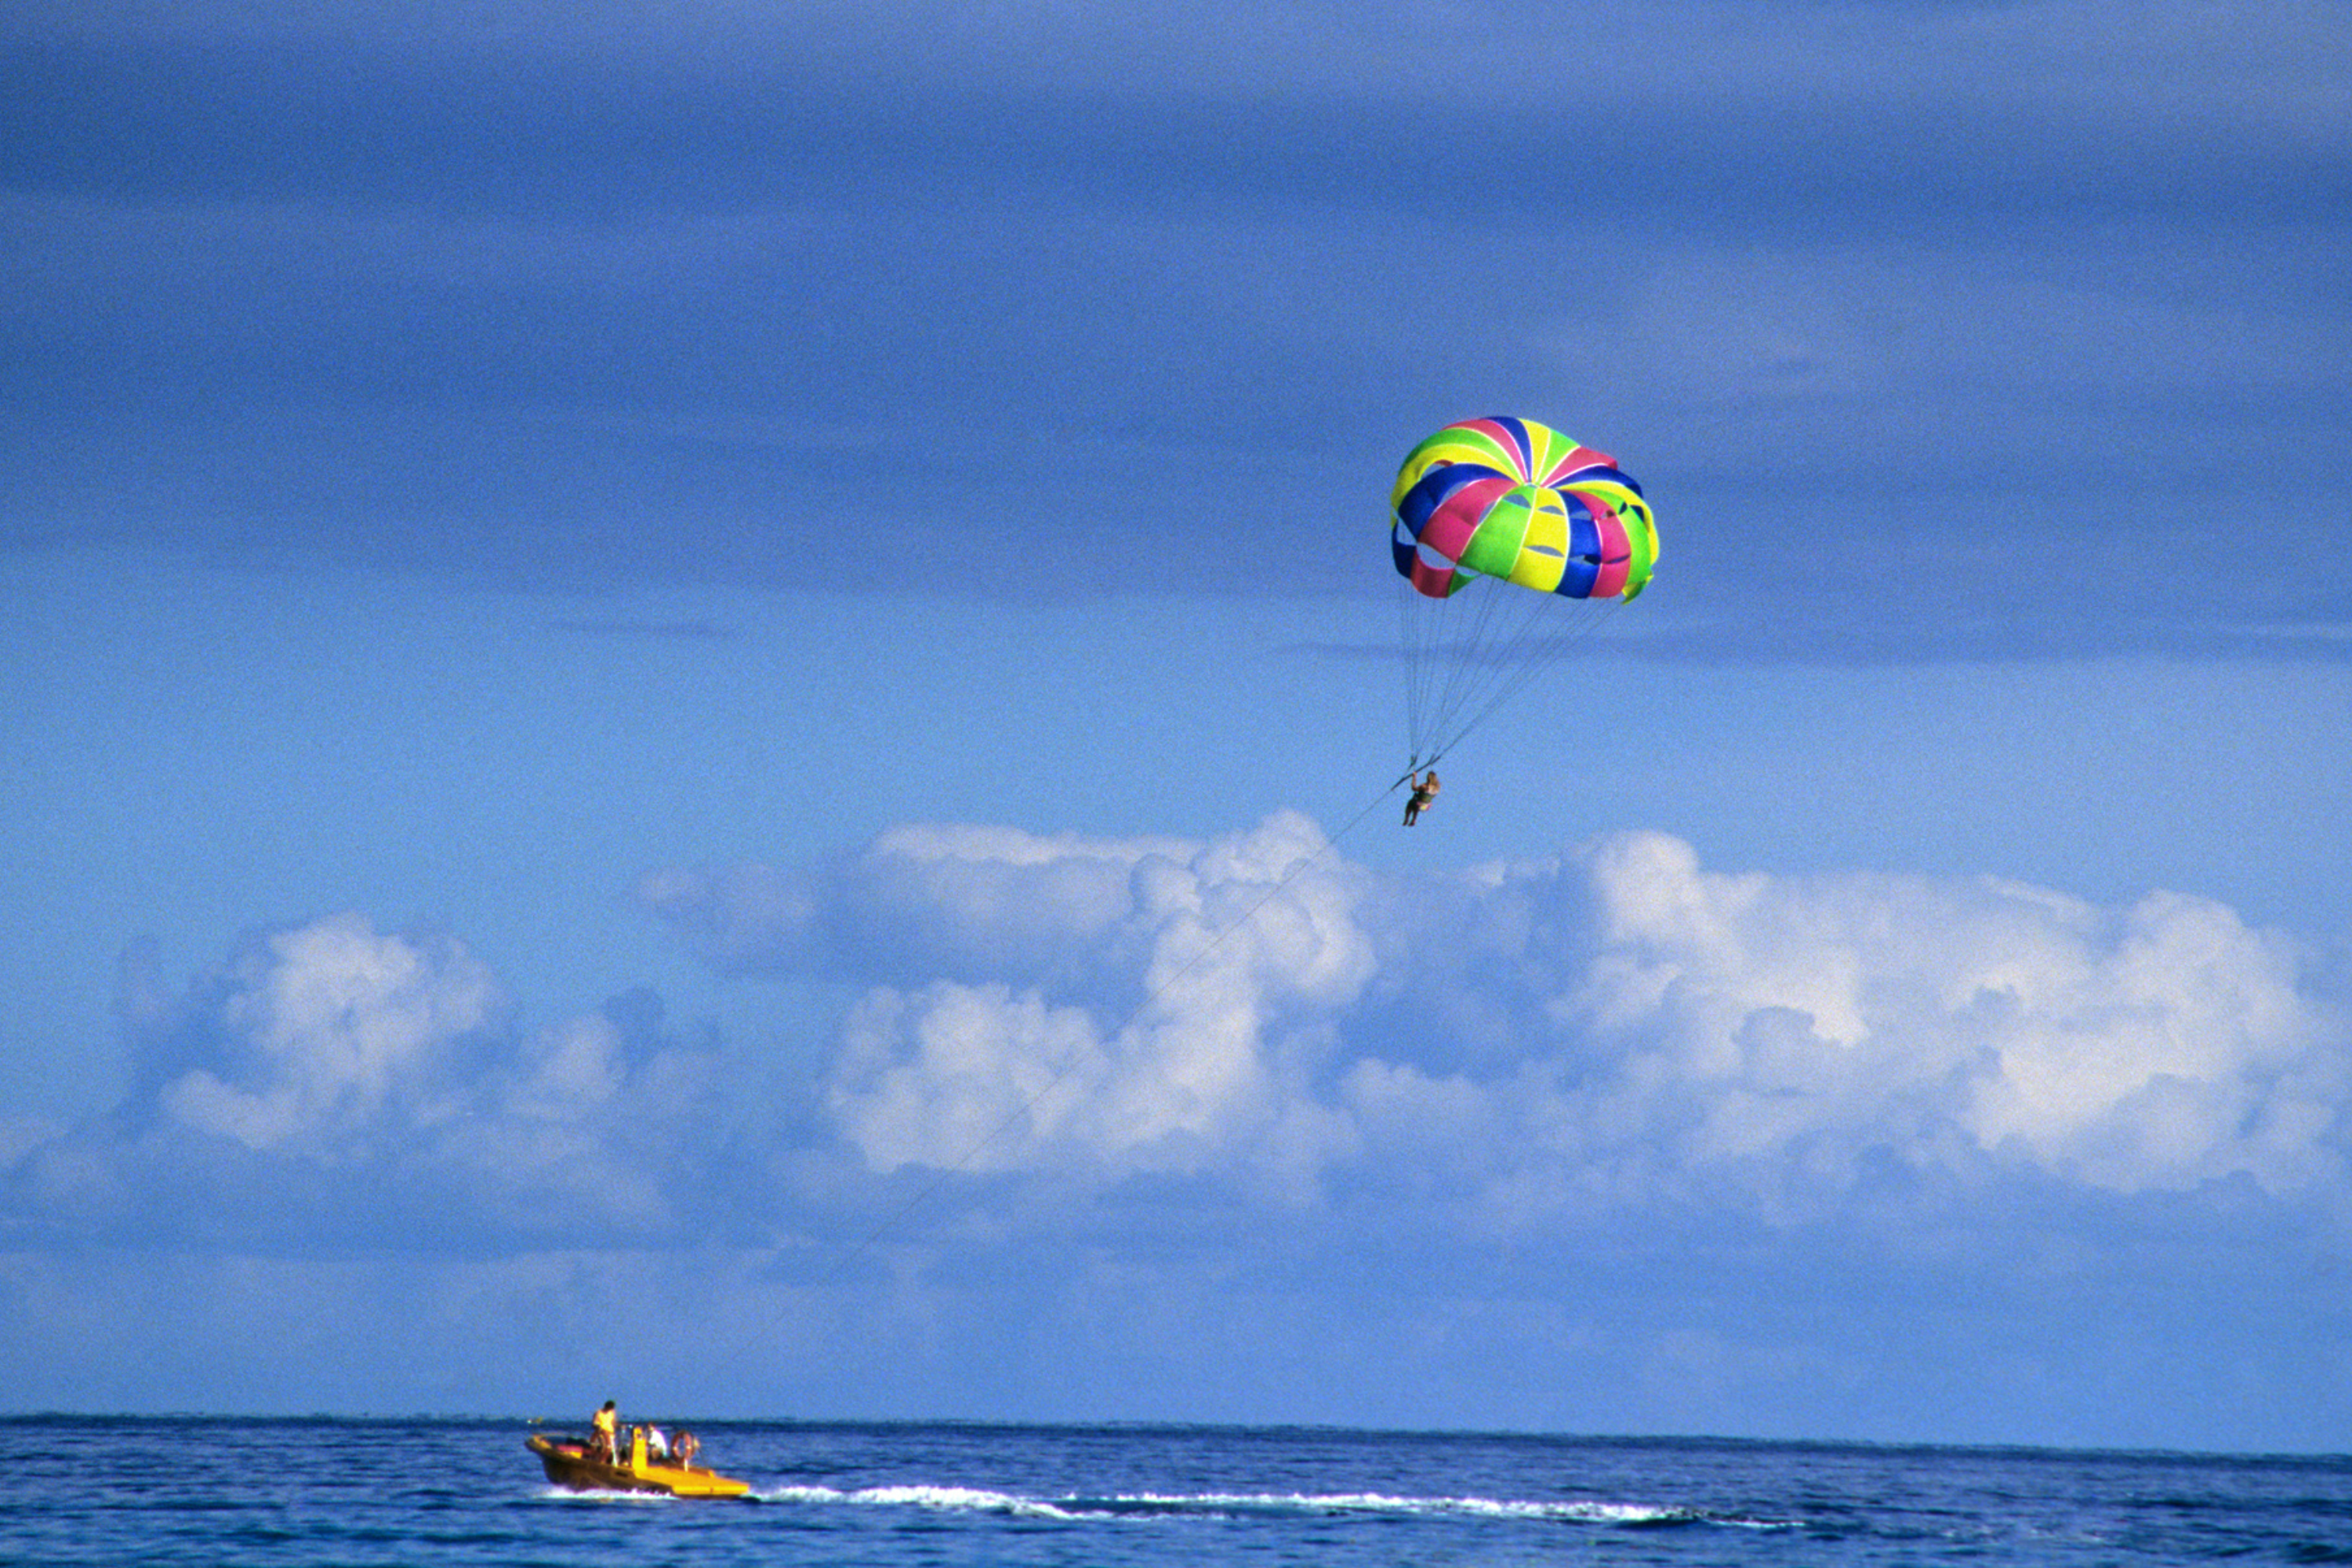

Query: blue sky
<box><xmin>3</xmin><ymin>0</ymin><xmax>2350</xmax><ymax>1450</ymax></box>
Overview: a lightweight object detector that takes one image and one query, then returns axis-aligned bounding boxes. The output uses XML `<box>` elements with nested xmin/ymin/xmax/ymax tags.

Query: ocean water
<box><xmin>5</xmin><ymin>1416</ymin><xmax>2350</xmax><ymax>1566</ymax></box>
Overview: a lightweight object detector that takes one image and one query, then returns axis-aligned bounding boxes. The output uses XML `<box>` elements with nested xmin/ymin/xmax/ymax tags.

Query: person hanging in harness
<box><xmin>1402</xmin><ymin>769</ymin><xmax>1441</xmax><ymax>826</ymax></box>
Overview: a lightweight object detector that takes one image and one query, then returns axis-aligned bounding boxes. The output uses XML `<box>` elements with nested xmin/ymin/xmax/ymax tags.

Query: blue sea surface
<box><xmin>5</xmin><ymin>1416</ymin><xmax>2350</xmax><ymax>1566</ymax></box>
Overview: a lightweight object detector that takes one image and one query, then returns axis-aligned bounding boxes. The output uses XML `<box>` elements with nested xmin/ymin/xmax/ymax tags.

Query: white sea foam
<box><xmin>754</xmin><ymin>1483</ymin><xmax>1718</xmax><ymax>1526</ymax></box>
<box><xmin>533</xmin><ymin>1485</ymin><xmax>673</xmax><ymax>1504</ymax></box>
<box><xmin>754</xmin><ymin>1483</ymin><xmax>1076</xmax><ymax>1518</ymax></box>
<box><xmin>1167</xmin><ymin>1492</ymin><xmax>1705</xmax><ymax>1523</ymax></box>
<box><xmin>861</xmin><ymin>1485</ymin><xmax>1081</xmax><ymax>1518</ymax></box>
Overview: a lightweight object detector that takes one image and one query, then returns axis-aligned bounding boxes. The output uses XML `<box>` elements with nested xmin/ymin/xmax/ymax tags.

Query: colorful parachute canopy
<box><xmin>1390</xmin><ymin>416</ymin><xmax>1657</xmax><ymax>603</ymax></box>
<box><xmin>1386</xmin><ymin>416</ymin><xmax>1659</xmax><ymax>767</ymax></box>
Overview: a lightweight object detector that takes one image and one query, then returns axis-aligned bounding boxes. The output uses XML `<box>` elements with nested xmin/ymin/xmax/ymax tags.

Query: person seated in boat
<box><xmin>590</xmin><ymin>1400</ymin><xmax>619</xmax><ymax>1463</ymax></box>
<box><xmin>644</xmin><ymin>1424</ymin><xmax>670</xmax><ymax>1462</ymax></box>
<box><xmin>673</xmin><ymin>1430</ymin><xmax>700</xmax><ymax>1468</ymax></box>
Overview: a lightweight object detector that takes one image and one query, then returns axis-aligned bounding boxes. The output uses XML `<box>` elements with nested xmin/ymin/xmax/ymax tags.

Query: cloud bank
<box><xmin>12</xmin><ymin>818</ymin><xmax>2343</xmax><ymax>1260</ymax></box>
<box><xmin>7</xmin><ymin>815</ymin><xmax>2350</xmax><ymax>1440</ymax></box>
<box><xmin>651</xmin><ymin>816</ymin><xmax>2349</xmax><ymax>1223</ymax></box>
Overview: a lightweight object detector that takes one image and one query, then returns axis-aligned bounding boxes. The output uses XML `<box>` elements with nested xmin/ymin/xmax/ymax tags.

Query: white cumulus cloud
<box><xmin>159</xmin><ymin>913</ymin><xmax>499</xmax><ymax>1156</ymax></box>
<box><xmin>5</xmin><ymin>914</ymin><xmax>726</xmax><ymax>1247</ymax></box>
<box><xmin>648</xmin><ymin>818</ymin><xmax>2350</xmax><ymax>1219</ymax></box>
<box><xmin>1558</xmin><ymin>831</ymin><xmax>2343</xmax><ymax>1205</ymax></box>
<box><xmin>16</xmin><ymin>820</ymin><xmax>2343</xmax><ymax>1259</ymax></box>
<box><xmin>813</xmin><ymin>813</ymin><xmax>1373</xmax><ymax>1198</ymax></box>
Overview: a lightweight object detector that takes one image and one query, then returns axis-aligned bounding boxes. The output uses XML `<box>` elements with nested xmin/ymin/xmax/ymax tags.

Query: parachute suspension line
<box><xmin>1425</xmin><ymin>591</ymin><xmax>1519</xmax><ymax>759</ymax></box>
<box><xmin>1396</xmin><ymin>568</ymin><xmax>1431</xmax><ymax>771</ymax></box>
<box><xmin>1400</xmin><ymin>568</ymin><xmax>1606</xmax><ymax>768</ymax></box>
<box><xmin>1396</xmin><ymin>571</ymin><xmax>1496</xmax><ymax>771</ymax></box>
<box><xmin>1426</xmin><ymin>596</ymin><xmax>1624</xmax><ymax>763</ymax></box>
<box><xmin>836</xmin><ymin>775</ymin><xmax>1414</xmax><ymax>1272</ymax></box>
<box><xmin>1396</xmin><ymin>568</ymin><xmax>1515</xmax><ymax>768</ymax></box>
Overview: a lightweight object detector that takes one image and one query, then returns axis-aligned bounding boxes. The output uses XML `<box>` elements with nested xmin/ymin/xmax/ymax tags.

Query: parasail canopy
<box><xmin>1388</xmin><ymin>416</ymin><xmax>1658</xmax><ymax>768</ymax></box>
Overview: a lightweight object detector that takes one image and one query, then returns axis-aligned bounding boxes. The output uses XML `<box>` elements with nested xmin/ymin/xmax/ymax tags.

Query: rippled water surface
<box><xmin>6</xmin><ymin>1417</ymin><xmax>2350</xmax><ymax>1565</ymax></box>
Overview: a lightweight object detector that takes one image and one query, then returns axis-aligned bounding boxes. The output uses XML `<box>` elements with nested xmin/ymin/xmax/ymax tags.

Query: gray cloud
<box><xmin>3</xmin><ymin>0</ymin><xmax>2346</xmax><ymax>652</ymax></box>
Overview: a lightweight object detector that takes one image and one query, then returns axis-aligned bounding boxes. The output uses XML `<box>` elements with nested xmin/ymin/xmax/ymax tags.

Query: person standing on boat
<box><xmin>591</xmin><ymin>1400</ymin><xmax>619</xmax><ymax>1463</ymax></box>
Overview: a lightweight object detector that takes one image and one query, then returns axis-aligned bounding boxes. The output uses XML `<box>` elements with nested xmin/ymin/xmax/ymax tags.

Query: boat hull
<box><xmin>527</xmin><ymin>1434</ymin><xmax>750</xmax><ymax>1497</ymax></box>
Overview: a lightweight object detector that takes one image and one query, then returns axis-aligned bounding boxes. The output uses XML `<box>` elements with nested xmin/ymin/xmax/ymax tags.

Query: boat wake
<box><xmin>753</xmin><ymin>1483</ymin><xmax>1781</xmax><ymax>1529</ymax></box>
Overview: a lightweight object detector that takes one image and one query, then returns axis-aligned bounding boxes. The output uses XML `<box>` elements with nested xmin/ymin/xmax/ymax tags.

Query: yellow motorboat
<box><xmin>528</xmin><ymin>1427</ymin><xmax>750</xmax><ymax>1498</ymax></box>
